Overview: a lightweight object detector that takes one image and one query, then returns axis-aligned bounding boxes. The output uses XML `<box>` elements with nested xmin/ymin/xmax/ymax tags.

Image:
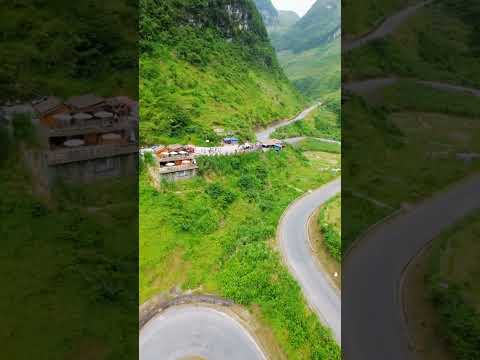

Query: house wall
<box><xmin>24</xmin><ymin>150</ymin><xmax>137</xmax><ymax>186</ymax></box>
<box><xmin>157</xmin><ymin>168</ymin><xmax>197</xmax><ymax>182</ymax></box>
<box><xmin>53</xmin><ymin>153</ymin><xmax>137</xmax><ymax>183</ymax></box>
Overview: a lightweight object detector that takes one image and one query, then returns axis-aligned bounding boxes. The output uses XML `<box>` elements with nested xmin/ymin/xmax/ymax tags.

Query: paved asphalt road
<box><xmin>344</xmin><ymin>77</ymin><xmax>480</xmax><ymax>98</ymax></box>
<box><xmin>256</xmin><ymin>103</ymin><xmax>319</xmax><ymax>142</ymax></box>
<box><xmin>140</xmin><ymin>305</ymin><xmax>266</xmax><ymax>360</ymax></box>
<box><xmin>283</xmin><ymin>136</ymin><xmax>341</xmax><ymax>145</ymax></box>
<box><xmin>343</xmin><ymin>173</ymin><xmax>480</xmax><ymax>359</ymax></box>
<box><xmin>279</xmin><ymin>178</ymin><xmax>342</xmax><ymax>344</ymax></box>
<box><xmin>343</xmin><ymin>0</ymin><xmax>433</xmax><ymax>53</ymax></box>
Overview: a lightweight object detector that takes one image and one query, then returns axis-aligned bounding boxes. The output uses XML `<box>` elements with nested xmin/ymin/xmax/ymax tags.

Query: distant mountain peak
<box><xmin>253</xmin><ymin>0</ymin><xmax>300</xmax><ymax>35</ymax></box>
<box><xmin>253</xmin><ymin>0</ymin><xmax>278</xmax><ymax>27</ymax></box>
<box><xmin>275</xmin><ymin>0</ymin><xmax>340</xmax><ymax>52</ymax></box>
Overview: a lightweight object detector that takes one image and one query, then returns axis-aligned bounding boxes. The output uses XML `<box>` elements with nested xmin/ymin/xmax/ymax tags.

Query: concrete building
<box><xmin>150</xmin><ymin>145</ymin><xmax>198</xmax><ymax>183</ymax></box>
<box><xmin>28</xmin><ymin>94</ymin><xmax>138</xmax><ymax>184</ymax></box>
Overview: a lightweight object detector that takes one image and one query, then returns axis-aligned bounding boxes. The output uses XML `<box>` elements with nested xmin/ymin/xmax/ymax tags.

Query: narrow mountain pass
<box><xmin>343</xmin><ymin>173</ymin><xmax>480</xmax><ymax>359</ymax></box>
<box><xmin>278</xmin><ymin>178</ymin><xmax>342</xmax><ymax>344</ymax></box>
<box><xmin>140</xmin><ymin>305</ymin><xmax>266</xmax><ymax>360</ymax></box>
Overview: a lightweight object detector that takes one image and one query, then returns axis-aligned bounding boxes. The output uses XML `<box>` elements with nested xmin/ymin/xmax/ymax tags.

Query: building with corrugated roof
<box><xmin>29</xmin><ymin>94</ymin><xmax>138</xmax><ymax>184</ymax></box>
<box><xmin>149</xmin><ymin>145</ymin><xmax>198</xmax><ymax>183</ymax></box>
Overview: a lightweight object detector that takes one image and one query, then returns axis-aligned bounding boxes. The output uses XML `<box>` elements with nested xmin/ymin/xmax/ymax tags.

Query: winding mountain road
<box><xmin>140</xmin><ymin>305</ymin><xmax>266</xmax><ymax>360</ymax></box>
<box><xmin>344</xmin><ymin>77</ymin><xmax>480</xmax><ymax>97</ymax></box>
<box><xmin>278</xmin><ymin>178</ymin><xmax>342</xmax><ymax>344</ymax></box>
<box><xmin>256</xmin><ymin>103</ymin><xmax>320</xmax><ymax>142</ymax></box>
<box><xmin>343</xmin><ymin>173</ymin><xmax>480</xmax><ymax>359</ymax></box>
<box><xmin>343</xmin><ymin>0</ymin><xmax>433</xmax><ymax>53</ymax></box>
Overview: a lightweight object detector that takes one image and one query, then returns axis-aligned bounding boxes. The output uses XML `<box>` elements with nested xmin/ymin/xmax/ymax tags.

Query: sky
<box><xmin>271</xmin><ymin>0</ymin><xmax>317</xmax><ymax>17</ymax></box>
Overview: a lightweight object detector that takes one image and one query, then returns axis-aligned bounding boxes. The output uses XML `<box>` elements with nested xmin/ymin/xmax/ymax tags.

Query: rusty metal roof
<box><xmin>64</xmin><ymin>94</ymin><xmax>105</xmax><ymax>110</ymax></box>
<box><xmin>32</xmin><ymin>96</ymin><xmax>62</xmax><ymax>115</ymax></box>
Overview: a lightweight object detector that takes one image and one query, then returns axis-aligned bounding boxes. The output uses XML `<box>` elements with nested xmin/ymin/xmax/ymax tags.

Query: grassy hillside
<box><xmin>274</xmin><ymin>0</ymin><xmax>340</xmax><ymax>53</ymax></box>
<box><xmin>318</xmin><ymin>195</ymin><xmax>341</xmax><ymax>261</ymax></box>
<box><xmin>278</xmin><ymin>37</ymin><xmax>340</xmax><ymax>99</ymax></box>
<box><xmin>140</xmin><ymin>0</ymin><xmax>304</xmax><ymax>145</ymax></box>
<box><xmin>140</xmin><ymin>147</ymin><xmax>340</xmax><ymax>359</ymax></box>
<box><xmin>1</xmin><ymin>0</ymin><xmax>137</xmax><ymax>101</ymax></box>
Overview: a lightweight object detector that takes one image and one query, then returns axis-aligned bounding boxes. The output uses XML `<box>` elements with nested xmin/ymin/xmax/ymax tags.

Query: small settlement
<box><xmin>2</xmin><ymin>93</ymin><xmax>138</xmax><ymax>185</ymax></box>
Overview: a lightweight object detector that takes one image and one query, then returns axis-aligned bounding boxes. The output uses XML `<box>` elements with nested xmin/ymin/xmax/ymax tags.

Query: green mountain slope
<box><xmin>275</xmin><ymin>0</ymin><xmax>340</xmax><ymax>53</ymax></box>
<box><xmin>271</xmin><ymin>0</ymin><xmax>341</xmax><ymax>100</ymax></box>
<box><xmin>278</xmin><ymin>10</ymin><xmax>301</xmax><ymax>29</ymax></box>
<box><xmin>278</xmin><ymin>37</ymin><xmax>340</xmax><ymax>99</ymax></box>
<box><xmin>140</xmin><ymin>0</ymin><xmax>304</xmax><ymax>145</ymax></box>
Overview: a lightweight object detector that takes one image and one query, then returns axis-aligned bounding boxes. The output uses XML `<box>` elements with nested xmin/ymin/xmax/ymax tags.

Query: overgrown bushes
<box><xmin>318</xmin><ymin>195</ymin><xmax>341</xmax><ymax>262</ymax></box>
<box><xmin>429</xmin><ymin>284</ymin><xmax>480</xmax><ymax>360</ymax></box>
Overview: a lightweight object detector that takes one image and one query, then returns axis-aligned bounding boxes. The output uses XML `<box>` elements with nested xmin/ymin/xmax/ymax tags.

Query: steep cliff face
<box><xmin>253</xmin><ymin>0</ymin><xmax>279</xmax><ymax>27</ymax></box>
<box><xmin>140</xmin><ymin>0</ymin><xmax>303</xmax><ymax>145</ymax></box>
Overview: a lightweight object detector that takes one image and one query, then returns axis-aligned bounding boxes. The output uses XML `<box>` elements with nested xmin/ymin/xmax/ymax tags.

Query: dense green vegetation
<box><xmin>342</xmin><ymin>0</ymin><xmax>418</xmax><ymax>36</ymax></box>
<box><xmin>344</xmin><ymin>1</ymin><xmax>480</xmax><ymax>87</ymax></box>
<box><xmin>273</xmin><ymin>98</ymin><xmax>340</xmax><ymax>141</ymax></box>
<box><xmin>140</xmin><ymin>147</ymin><xmax>340</xmax><ymax>359</ymax></box>
<box><xmin>428</xmin><ymin>212</ymin><xmax>480</xmax><ymax>360</ymax></box>
<box><xmin>140</xmin><ymin>0</ymin><xmax>303</xmax><ymax>145</ymax></box>
<box><xmin>318</xmin><ymin>195</ymin><xmax>341</xmax><ymax>261</ymax></box>
<box><xmin>1</xmin><ymin>139</ymin><xmax>137</xmax><ymax>358</ymax></box>
<box><xmin>1</xmin><ymin>0</ymin><xmax>137</xmax><ymax>101</ymax></box>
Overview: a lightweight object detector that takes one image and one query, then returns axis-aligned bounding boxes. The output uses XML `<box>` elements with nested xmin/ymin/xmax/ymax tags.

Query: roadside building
<box><xmin>150</xmin><ymin>145</ymin><xmax>198</xmax><ymax>183</ymax></box>
<box><xmin>25</xmin><ymin>94</ymin><xmax>138</xmax><ymax>185</ymax></box>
